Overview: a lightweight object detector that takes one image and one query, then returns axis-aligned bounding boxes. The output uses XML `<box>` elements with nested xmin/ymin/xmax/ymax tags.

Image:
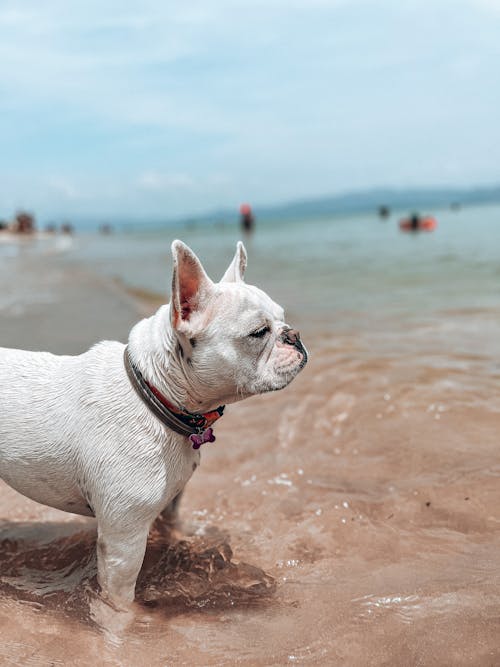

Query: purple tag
<box><xmin>189</xmin><ymin>427</ymin><xmax>216</xmax><ymax>450</ymax></box>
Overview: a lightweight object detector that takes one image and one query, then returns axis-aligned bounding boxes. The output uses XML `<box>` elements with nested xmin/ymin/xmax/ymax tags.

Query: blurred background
<box><xmin>1</xmin><ymin>0</ymin><xmax>499</xmax><ymax>338</ymax></box>
<box><xmin>1</xmin><ymin>2</ymin><xmax>500</xmax><ymax>665</ymax></box>
<box><xmin>1</xmin><ymin>1</ymin><xmax>499</xmax><ymax>221</ymax></box>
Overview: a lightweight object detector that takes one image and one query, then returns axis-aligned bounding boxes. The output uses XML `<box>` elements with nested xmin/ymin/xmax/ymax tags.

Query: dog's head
<box><xmin>169</xmin><ymin>240</ymin><xmax>307</xmax><ymax>410</ymax></box>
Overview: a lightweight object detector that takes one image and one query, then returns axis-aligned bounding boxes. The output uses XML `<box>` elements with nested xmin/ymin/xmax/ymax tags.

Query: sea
<box><xmin>2</xmin><ymin>202</ymin><xmax>500</xmax><ymax>330</ymax></box>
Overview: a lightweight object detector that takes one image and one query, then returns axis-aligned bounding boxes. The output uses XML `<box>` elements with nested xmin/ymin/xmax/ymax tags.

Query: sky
<box><xmin>0</xmin><ymin>0</ymin><xmax>499</xmax><ymax>221</ymax></box>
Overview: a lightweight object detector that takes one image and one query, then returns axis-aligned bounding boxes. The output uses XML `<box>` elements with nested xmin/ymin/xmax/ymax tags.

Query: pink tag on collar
<box><xmin>189</xmin><ymin>427</ymin><xmax>216</xmax><ymax>450</ymax></box>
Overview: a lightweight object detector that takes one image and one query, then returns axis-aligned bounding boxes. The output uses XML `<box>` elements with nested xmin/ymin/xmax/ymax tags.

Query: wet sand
<box><xmin>0</xmin><ymin>252</ymin><xmax>141</xmax><ymax>353</ymax></box>
<box><xmin>1</xmin><ymin>252</ymin><xmax>500</xmax><ymax>665</ymax></box>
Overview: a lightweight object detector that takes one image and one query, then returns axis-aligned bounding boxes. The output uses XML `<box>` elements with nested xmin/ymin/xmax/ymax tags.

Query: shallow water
<box><xmin>1</xmin><ymin>207</ymin><xmax>500</xmax><ymax>664</ymax></box>
<box><xmin>59</xmin><ymin>203</ymin><xmax>500</xmax><ymax>324</ymax></box>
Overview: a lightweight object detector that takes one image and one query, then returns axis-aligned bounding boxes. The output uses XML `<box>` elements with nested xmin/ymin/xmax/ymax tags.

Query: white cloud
<box><xmin>138</xmin><ymin>171</ymin><xmax>195</xmax><ymax>191</ymax></box>
<box><xmin>471</xmin><ymin>0</ymin><xmax>500</xmax><ymax>9</ymax></box>
<box><xmin>46</xmin><ymin>177</ymin><xmax>81</xmax><ymax>200</ymax></box>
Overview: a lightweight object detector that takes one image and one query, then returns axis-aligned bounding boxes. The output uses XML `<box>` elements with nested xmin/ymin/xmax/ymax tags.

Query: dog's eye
<box><xmin>249</xmin><ymin>325</ymin><xmax>270</xmax><ymax>338</ymax></box>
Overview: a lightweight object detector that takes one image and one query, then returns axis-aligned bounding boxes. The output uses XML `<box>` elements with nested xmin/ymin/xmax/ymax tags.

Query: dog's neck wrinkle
<box><xmin>163</xmin><ymin>338</ymin><xmax>223</xmax><ymax>413</ymax></box>
<box><xmin>128</xmin><ymin>306</ymin><xmax>230</xmax><ymax>414</ymax></box>
<box><xmin>128</xmin><ymin>307</ymin><xmax>189</xmax><ymax>410</ymax></box>
<box><xmin>175</xmin><ymin>358</ymin><xmax>216</xmax><ymax>412</ymax></box>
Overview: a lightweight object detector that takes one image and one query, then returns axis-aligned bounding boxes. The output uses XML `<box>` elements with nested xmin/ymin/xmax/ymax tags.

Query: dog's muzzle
<box><xmin>280</xmin><ymin>327</ymin><xmax>308</xmax><ymax>369</ymax></box>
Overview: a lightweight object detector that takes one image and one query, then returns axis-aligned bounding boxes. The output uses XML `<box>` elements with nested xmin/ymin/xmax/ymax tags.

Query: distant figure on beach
<box><xmin>378</xmin><ymin>205</ymin><xmax>390</xmax><ymax>219</ymax></box>
<box><xmin>240</xmin><ymin>203</ymin><xmax>255</xmax><ymax>234</ymax></box>
<box><xmin>410</xmin><ymin>213</ymin><xmax>420</xmax><ymax>230</ymax></box>
<box><xmin>14</xmin><ymin>211</ymin><xmax>36</xmax><ymax>234</ymax></box>
<box><xmin>99</xmin><ymin>224</ymin><xmax>113</xmax><ymax>235</ymax></box>
<box><xmin>61</xmin><ymin>223</ymin><xmax>74</xmax><ymax>235</ymax></box>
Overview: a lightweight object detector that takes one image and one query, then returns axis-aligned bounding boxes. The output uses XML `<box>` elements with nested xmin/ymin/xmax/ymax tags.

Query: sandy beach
<box><xmin>1</xmin><ymin>217</ymin><xmax>500</xmax><ymax>665</ymax></box>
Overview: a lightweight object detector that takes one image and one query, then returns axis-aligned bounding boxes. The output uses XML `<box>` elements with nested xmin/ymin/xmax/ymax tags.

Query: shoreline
<box><xmin>0</xmin><ymin>252</ymin><xmax>150</xmax><ymax>354</ymax></box>
<box><xmin>0</xmin><ymin>231</ymin><xmax>49</xmax><ymax>242</ymax></box>
<box><xmin>112</xmin><ymin>278</ymin><xmax>166</xmax><ymax>316</ymax></box>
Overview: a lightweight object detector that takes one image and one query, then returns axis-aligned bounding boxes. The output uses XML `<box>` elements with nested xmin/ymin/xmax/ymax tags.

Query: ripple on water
<box><xmin>353</xmin><ymin>593</ymin><xmax>422</xmax><ymax>625</ymax></box>
<box><xmin>0</xmin><ymin>521</ymin><xmax>276</xmax><ymax>623</ymax></box>
<box><xmin>138</xmin><ymin>538</ymin><xmax>276</xmax><ymax>609</ymax></box>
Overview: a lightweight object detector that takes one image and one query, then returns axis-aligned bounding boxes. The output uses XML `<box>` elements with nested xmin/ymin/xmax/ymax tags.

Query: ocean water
<box><xmin>2</xmin><ymin>204</ymin><xmax>500</xmax><ymax>331</ymax></box>
<box><xmin>1</xmin><ymin>204</ymin><xmax>500</xmax><ymax>665</ymax></box>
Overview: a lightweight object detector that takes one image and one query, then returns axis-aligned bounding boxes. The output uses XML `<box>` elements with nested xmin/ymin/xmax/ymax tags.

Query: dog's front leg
<box><xmin>96</xmin><ymin>520</ymin><xmax>151</xmax><ymax>608</ymax></box>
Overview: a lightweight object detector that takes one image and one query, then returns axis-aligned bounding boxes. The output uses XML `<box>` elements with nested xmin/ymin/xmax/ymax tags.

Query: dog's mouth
<box><xmin>262</xmin><ymin>344</ymin><xmax>308</xmax><ymax>394</ymax></box>
<box><xmin>295</xmin><ymin>340</ymin><xmax>308</xmax><ymax>370</ymax></box>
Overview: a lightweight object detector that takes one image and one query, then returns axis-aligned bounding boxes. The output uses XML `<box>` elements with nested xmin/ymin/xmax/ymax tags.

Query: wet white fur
<box><xmin>0</xmin><ymin>241</ymin><xmax>306</xmax><ymax>607</ymax></box>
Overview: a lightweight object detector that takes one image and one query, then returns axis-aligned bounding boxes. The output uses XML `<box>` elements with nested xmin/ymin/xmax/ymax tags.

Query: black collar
<box><xmin>123</xmin><ymin>346</ymin><xmax>224</xmax><ymax>439</ymax></box>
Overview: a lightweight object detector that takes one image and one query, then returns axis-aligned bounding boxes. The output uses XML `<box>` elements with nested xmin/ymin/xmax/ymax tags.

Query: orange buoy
<box><xmin>399</xmin><ymin>216</ymin><xmax>437</xmax><ymax>232</ymax></box>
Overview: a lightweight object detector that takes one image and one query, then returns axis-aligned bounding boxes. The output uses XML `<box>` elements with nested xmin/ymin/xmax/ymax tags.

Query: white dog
<box><xmin>0</xmin><ymin>241</ymin><xmax>307</xmax><ymax>608</ymax></box>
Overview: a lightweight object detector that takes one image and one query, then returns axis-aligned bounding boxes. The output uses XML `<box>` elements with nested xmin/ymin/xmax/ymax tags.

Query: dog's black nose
<box><xmin>281</xmin><ymin>328</ymin><xmax>301</xmax><ymax>346</ymax></box>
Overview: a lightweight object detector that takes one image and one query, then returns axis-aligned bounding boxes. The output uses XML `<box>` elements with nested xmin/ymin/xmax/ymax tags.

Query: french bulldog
<box><xmin>0</xmin><ymin>241</ymin><xmax>307</xmax><ymax>608</ymax></box>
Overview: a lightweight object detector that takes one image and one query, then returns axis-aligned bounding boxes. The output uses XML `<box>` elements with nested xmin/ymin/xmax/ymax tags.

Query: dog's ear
<box><xmin>170</xmin><ymin>241</ymin><xmax>213</xmax><ymax>329</ymax></box>
<box><xmin>221</xmin><ymin>241</ymin><xmax>247</xmax><ymax>283</ymax></box>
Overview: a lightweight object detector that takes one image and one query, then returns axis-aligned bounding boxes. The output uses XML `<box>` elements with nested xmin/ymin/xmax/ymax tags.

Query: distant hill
<box><xmin>179</xmin><ymin>183</ymin><xmax>500</xmax><ymax>227</ymax></box>
<box><xmin>66</xmin><ymin>183</ymin><xmax>500</xmax><ymax>231</ymax></box>
<box><xmin>243</xmin><ymin>184</ymin><xmax>500</xmax><ymax>221</ymax></box>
